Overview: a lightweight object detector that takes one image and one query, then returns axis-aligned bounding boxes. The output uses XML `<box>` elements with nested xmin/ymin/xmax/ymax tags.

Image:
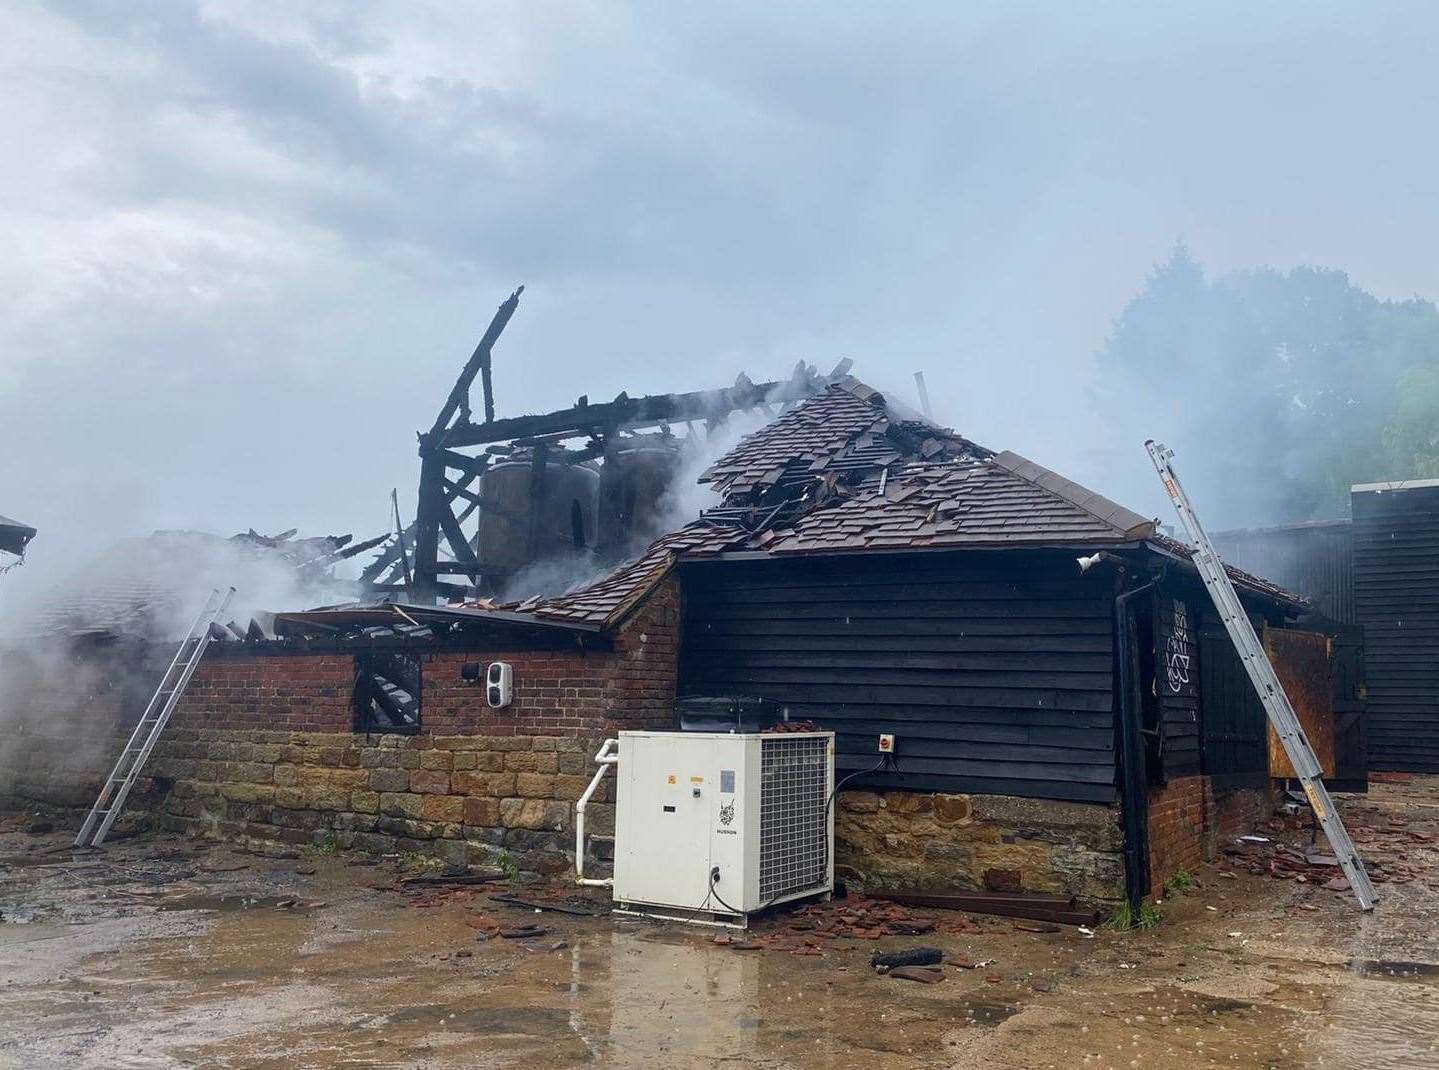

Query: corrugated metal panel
<box><xmin>1211</xmin><ymin>521</ymin><xmax>1354</xmax><ymax>624</ymax></box>
<box><xmin>679</xmin><ymin>551</ymin><xmax>1117</xmax><ymax>804</ymax></box>
<box><xmin>1353</xmin><ymin>483</ymin><xmax>1439</xmax><ymax>773</ymax></box>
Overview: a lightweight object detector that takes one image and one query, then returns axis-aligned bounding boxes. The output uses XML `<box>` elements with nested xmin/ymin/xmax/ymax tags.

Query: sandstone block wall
<box><xmin>836</xmin><ymin>789</ymin><xmax>1125</xmax><ymax>902</ymax></box>
<box><xmin>147</xmin><ymin>728</ymin><xmax>612</xmax><ymax>873</ymax></box>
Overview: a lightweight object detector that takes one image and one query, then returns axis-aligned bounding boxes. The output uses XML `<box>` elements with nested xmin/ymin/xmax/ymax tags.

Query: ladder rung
<box><xmin>81</xmin><ymin>587</ymin><xmax>231</xmax><ymax>848</ymax></box>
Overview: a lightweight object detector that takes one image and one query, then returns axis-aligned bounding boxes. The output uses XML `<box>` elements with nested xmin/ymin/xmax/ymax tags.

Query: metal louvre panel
<box><xmin>759</xmin><ymin>736</ymin><xmax>827</xmax><ymax>900</ymax></box>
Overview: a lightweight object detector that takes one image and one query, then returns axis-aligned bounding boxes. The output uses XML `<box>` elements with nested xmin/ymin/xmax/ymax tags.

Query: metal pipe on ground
<box><xmin>867</xmin><ymin>890</ymin><xmax>1103</xmax><ymax>927</ymax></box>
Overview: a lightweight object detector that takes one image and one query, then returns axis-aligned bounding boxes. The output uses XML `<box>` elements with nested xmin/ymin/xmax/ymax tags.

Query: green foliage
<box><xmin>496</xmin><ymin>849</ymin><xmax>518</xmax><ymax>880</ymax></box>
<box><xmin>1108</xmin><ymin>899</ymin><xmax>1163</xmax><ymax>931</ymax></box>
<box><xmin>1099</xmin><ymin>244</ymin><xmax>1439</xmax><ymax>526</ymax></box>
<box><xmin>1165</xmin><ymin>869</ymin><xmax>1196</xmax><ymax>895</ymax></box>
<box><xmin>311</xmin><ymin>831</ymin><xmax>341</xmax><ymax>856</ymax></box>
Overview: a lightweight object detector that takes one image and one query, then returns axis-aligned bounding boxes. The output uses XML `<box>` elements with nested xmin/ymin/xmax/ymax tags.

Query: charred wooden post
<box><xmin>431</xmin><ymin>286</ymin><xmax>523</xmax><ymax>436</ymax></box>
<box><xmin>412</xmin><ymin>288</ymin><xmax>524</xmax><ymax>602</ymax></box>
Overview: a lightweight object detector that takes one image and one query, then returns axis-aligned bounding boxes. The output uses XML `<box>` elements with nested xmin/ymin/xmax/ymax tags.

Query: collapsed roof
<box><xmin>482</xmin><ymin>378</ymin><xmax>1305</xmax><ymax>631</ymax></box>
<box><xmin>6</xmin><ymin>528</ymin><xmax>383</xmax><ymax>643</ymax></box>
<box><xmin>252</xmin><ymin>376</ymin><xmax>1304</xmax><ymax>646</ymax></box>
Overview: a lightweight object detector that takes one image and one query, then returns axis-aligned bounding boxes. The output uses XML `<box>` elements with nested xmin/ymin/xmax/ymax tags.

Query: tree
<box><xmin>1098</xmin><ymin>246</ymin><xmax>1439</xmax><ymax>527</ymax></box>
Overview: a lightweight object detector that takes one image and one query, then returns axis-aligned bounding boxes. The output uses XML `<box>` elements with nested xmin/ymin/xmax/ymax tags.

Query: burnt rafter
<box><xmin>430</xmin><ymin>286</ymin><xmax>524</xmax><ymax>437</ymax></box>
<box><xmin>408</xmin><ymin>288</ymin><xmax>838</xmax><ymax>602</ymax></box>
<box><xmin>439</xmin><ymin>365</ymin><xmax>825</xmax><ymax>449</ymax></box>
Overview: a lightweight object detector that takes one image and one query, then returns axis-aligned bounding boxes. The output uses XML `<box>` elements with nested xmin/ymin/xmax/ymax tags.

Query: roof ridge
<box><xmin>987</xmin><ymin>451</ymin><xmax>1155</xmax><ymax>539</ymax></box>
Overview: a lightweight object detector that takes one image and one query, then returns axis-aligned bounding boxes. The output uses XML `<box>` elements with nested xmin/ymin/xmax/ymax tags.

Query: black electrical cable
<box><xmin>706</xmin><ymin>751</ymin><xmax>896</xmax><ymax>920</ymax></box>
<box><xmin>708</xmin><ymin>866</ymin><xmax>744</xmax><ymax>915</ymax></box>
<box><xmin>826</xmin><ymin>753</ymin><xmax>892</xmax><ymax>817</ymax></box>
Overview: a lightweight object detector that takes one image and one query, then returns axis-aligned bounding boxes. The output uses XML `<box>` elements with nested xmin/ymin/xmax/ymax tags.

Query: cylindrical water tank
<box><xmin>477</xmin><ymin>450</ymin><xmax>599</xmax><ymax>574</ymax></box>
<box><xmin>596</xmin><ymin>436</ymin><xmax>682</xmax><ymax>559</ymax></box>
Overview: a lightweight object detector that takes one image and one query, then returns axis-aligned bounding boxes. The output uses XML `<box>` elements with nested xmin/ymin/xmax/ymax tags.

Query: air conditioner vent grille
<box><xmin>759</xmin><ymin>736</ymin><xmax>828</xmax><ymax>900</ymax></box>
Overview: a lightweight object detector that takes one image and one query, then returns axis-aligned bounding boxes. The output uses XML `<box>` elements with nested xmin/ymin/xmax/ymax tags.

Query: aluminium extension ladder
<box><xmin>1146</xmin><ymin>441</ymin><xmax>1377</xmax><ymax>911</ymax></box>
<box><xmin>75</xmin><ymin>587</ymin><xmax>235</xmax><ymax>848</ymax></box>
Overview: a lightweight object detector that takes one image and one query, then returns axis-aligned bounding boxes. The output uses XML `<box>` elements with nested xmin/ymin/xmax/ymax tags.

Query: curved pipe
<box><xmin>1116</xmin><ymin>576</ymin><xmax>1160</xmax><ymax>919</ymax></box>
<box><xmin>575</xmin><ymin>738</ymin><xmax>618</xmax><ymax>887</ymax></box>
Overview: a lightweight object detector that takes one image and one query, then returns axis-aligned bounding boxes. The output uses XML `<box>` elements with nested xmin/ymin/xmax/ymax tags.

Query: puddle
<box><xmin>953</xmin><ymin>996</ymin><xmax>1021</xmax><ymax>1026</ymax></box>
<box><xmin>6</xmin><ymin>779</ymin><xmax>1439</xmax><ymax>1069</ymax></box>
<box><xmin>386</xmin><ymin>1003</ymin><xmax>573</xmax><ymax>1033</ymax></box>
<box><xmin>157</xmin><ymin>893</ymin><xmax>314</xmax><ymax>913</ymax></box>
<box><xmin>1349</xmin><ymin>958</ymin><xmax>1439</xmax><ymax>982</ymax></box>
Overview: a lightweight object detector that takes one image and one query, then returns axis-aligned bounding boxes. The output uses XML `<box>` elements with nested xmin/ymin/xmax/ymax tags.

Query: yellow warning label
<box><xmin>666</xmin><ymin>774</ymin><xmax>676</xmax><ymax>785</ymax></box>
<box><xmin>690</xmin><ymin>776</ymin><xmax>704</xmax><ymax>784</ymax></box>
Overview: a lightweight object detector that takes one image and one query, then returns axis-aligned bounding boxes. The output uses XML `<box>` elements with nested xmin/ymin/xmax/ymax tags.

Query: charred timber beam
<box><xmin>439</xmin><ymin>450</ymin><xmax>489</xmax><ymax>480</ymax></box>
<box><xmin>412</xmin><ymin>451</ymin><xmax>446</xmax><ymax>602</ymax></box>
<box><xmin>439</xmin><ymin>371</ymin><xmax>820</xmax><ymax>448</ymax></box>
<box><xmin>390</xmin><ymin>490</ymin><xmax>414</xmax><ymax>592</ymax></box>
<box><xmin>433</xmin><ymin>563</ymin><xmax>493</xmax><ymax>575</ymax></box>
<box><xmin>443</xmin><ymin>479</ymin><xmax>484</xmax><ymax>509</ymax></box>
<box><xmin>429</xmin><ymin>286</ymin><xmax>523</xmax><ymax>437</ymax></box>
<box><xmin>331</xmin><ymin>532</ymin><xmax>389</xmax><ymax>561</ymax></box>
<box><xmin>438</xmin><ymin>504</ymin><xmax>483</xmax><ymax>582</ymax></box>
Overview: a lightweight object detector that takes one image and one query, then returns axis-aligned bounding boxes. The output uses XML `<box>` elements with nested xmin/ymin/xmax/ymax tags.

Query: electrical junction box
<box><xmin>611</xmin><ymin>731</ymin><xmax>834</xmax><ymax>926</ymax></box>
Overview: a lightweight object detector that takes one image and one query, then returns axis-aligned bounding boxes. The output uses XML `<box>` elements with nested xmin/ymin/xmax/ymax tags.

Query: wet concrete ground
<box><xmin>2</xmin><ymin>780</ymin><xmax>1438</xmax><ymax>1069</ymax></box>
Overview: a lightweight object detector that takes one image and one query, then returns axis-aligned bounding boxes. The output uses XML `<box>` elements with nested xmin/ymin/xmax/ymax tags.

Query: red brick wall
<box><xmin>136</xmin><ymin>578</ymin><xmax>681</xmax><ymax>869</ymax></box>
<box><xmin>1210</xmin><ymin>784</ymin><xmax>1268</xmax><ymax>848</ymax></box>
<box><xmin>1147</xmin><ymin>776</ymin><xmax>1207</xmax><ymax>888</ymax></box>
<box><xmin>168</xmin><ymin>575</ymin><xmax>681</xmax><ymax>739</ymax></box>
<box><xmin>1</xmin><ymin>577</ymin><xmax>680</xmax><ymax>823</ymax></box>
<box><xmin>172</xmin><ymin>655</ymin><xmax>354</xmax><ymax>733</ymax></box>
<box><xmin>1147</xmin><ymin>775</ymin><xmax>1273</xmax><ymax>891</ymax></box>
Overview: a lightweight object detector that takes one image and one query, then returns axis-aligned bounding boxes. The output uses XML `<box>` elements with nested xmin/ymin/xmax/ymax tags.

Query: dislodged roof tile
<box><xmin>502</xmin><ymin>522</ymin><xmax>741</xmax><ymax>628</ymax></box>
<box><xmin>700</xmin><ymin>379</ymin><xmax>895</xmax><ymax>495</ymax></box>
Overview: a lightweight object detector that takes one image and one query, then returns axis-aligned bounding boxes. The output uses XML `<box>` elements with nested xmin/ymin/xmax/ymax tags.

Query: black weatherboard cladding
<box><xmin>1155</xmin><ymin>594</ymin><xmax>1201</xmax><ymax>778</ymax></box>
<box><xmin>679</xmin><ymin>551</ymin><xmax>1117</xmax><ymax>804</ymax></box>
<box><xmin>1353</xmin><ymin>482</ymin><xmax>1439</xmax><ymax>772</ymax></box>
<box><xmin>1198</xmin><ymin>615</ymin><xmax>1269</xmax><ymax>788</ymax></box>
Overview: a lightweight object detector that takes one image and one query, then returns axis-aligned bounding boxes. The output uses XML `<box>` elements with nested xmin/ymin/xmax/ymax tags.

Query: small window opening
<box><xmin>353</xmin><ymin>652</ymin><xmax>421</xmax><ymax>734</ymax></box>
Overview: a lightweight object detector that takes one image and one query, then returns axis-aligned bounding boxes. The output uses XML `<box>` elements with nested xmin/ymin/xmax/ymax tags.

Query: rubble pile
<box><xmin>709</xmin><ymin>895</ymin><xmax>987</xmax><ymax>956</ymax></box>
<box><xmin>1220</xmin><ymin>807</ymin><xmax>1437</xmax><ymax>890</ymax></box>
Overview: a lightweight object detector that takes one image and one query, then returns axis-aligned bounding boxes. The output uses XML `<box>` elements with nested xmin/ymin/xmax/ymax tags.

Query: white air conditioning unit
<box><xmin>609</xmin><ymin>730</ymin><xmax>834</xmax><ymax>926</ymax></box>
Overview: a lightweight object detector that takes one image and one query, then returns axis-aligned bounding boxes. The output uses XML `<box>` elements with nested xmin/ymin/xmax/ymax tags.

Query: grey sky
<box><xmin>4</xmin><ymin>1</ymin><xmax>1438</xmax><ymax>580</ymax></box>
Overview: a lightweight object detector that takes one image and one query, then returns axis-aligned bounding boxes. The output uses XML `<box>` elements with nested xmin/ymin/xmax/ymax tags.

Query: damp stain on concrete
<box><xmin>1</xmin><ymin>778</ymin><xmax>1438</xmax><ymax>1068</ymax></box>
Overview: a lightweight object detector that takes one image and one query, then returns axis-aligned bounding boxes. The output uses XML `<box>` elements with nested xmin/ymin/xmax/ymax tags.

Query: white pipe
<box><xmin>575</xmin><ymin>738</ymin><xmax>618</xmax><ymax>887</ymax></box>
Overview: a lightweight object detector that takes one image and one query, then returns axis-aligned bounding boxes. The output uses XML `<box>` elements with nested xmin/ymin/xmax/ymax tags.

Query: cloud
<box><xmin>3</xmin><ymin>0</ymin><xmax>1439</xmax><ymax>596</ymax></box>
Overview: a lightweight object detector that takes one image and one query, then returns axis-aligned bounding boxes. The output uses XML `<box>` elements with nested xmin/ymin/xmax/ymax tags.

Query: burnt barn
<box><xmin>37</xmin><ymin>373</ymin><xmax>1336</xmax><ymax>914</ymax></box>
